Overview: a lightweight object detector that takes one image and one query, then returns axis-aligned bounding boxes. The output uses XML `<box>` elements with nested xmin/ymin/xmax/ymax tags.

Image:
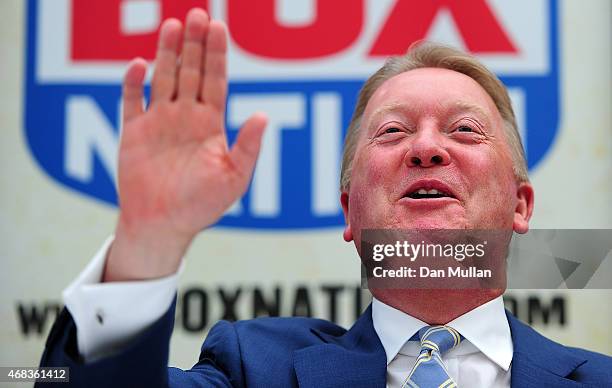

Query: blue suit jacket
<box><xmin>39</xmin><ymin>302</ymin><xmax>611</xmax><ymax>387</ymax></box>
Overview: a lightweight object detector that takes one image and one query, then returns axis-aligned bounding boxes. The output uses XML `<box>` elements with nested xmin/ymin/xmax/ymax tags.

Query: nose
<box><xmin>404</xmin><ymin>128</ymin><xmax>450</xmax><ymax>168</ymax></box>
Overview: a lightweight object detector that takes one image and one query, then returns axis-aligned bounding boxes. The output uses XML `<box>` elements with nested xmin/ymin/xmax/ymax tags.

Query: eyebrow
<box><xmin>449</xmin><ymin>101</ymin><xmax>490</xmax><ymax>120</ymax></box>
<box><xmin>366</xmin><ymin>101</ymin><xmax>491</xmax><ymax>130</ymax></box>
<box><xmin>367</xmin><ymin>103</ymin><xmax>408</xmax><ymax>129</ymax></box>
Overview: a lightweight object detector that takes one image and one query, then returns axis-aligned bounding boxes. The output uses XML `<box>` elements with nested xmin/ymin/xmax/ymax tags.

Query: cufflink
<box><xmin>95</xmin><ymin>309</ymin><xmax>104</xmax><ymax>325</ymax></box>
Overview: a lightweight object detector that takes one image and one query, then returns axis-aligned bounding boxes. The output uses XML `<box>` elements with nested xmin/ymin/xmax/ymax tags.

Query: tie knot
<box><xmin>417</xmin><ymin>326</ymin><xmax>462</xmax><ymax>355</ymax></box>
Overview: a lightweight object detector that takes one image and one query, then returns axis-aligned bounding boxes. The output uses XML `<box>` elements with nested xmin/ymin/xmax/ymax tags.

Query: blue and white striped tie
<box><xmin>402</xmin><ymin>325</ymin><xmax>463</xmax><ymax>388</ymax></box>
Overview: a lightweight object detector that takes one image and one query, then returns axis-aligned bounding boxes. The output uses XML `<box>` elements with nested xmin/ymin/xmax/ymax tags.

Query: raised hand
<box><xmin>104</xmin><ymin>9</ymin><xmax>267</xmax><ymax>281</ymax></box>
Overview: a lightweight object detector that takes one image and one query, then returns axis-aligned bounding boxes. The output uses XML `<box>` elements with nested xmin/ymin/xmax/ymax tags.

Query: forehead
<box><xmin>363</xmin><ymin>67</ymin><xmax>501</xmax><ymax>123</ymax></box>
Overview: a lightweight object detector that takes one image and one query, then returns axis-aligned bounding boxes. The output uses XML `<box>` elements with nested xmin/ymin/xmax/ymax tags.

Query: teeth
<box><xmin>409</xmin><ymin>187</ymin><xmax>451</xmax><ymax>197</ymax></box>
<box><xmin>410</xmin><ymin>188</ymin><xmax>449</xmax><ymax>196</ymax></box>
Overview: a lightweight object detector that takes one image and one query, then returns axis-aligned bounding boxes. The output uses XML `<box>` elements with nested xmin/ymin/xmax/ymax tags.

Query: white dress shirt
<box><xmin>63</xmin><ymin>237</ymin><xmax>180</xmax><ymax>362</ymax></box>
<box><xmin>66</xmin><ymin>238</ymin><xmax>513</xmax><ymax>387</ymax></box>
<box><xmin>372</xmin><ymin>296</ymin><xmax>513</xmax><ymax>387</ymax></box>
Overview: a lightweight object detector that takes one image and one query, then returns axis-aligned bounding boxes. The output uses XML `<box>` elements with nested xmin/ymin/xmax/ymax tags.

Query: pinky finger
<box><xmin>122</xmin><ymin>58</ymin><xmax>147</xmax><ymax>123</ymax></box>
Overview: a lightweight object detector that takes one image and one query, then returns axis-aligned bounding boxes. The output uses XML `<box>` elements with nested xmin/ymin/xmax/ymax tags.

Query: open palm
<box><xmin>104</xmin><ymin>9</ymin><xmax>266</xmax><ymax>281</ymax></box>
<box><xmin>119</xmin><ymin>10</ymin><xmax>266</xmax><ymax>238</ymax></box>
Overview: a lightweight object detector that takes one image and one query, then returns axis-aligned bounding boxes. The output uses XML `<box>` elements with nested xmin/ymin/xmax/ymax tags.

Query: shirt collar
<box><xmin>372</xmin><ymin>295</ymin><xmax>513</xmax><ymax>371</ymax></box>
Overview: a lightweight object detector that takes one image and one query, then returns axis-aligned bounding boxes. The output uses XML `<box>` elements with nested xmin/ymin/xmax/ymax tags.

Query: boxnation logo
<box><xmin>24</xmin><ymin>0</ymin><xmax>560</xmax><ymax>229</ymax></box>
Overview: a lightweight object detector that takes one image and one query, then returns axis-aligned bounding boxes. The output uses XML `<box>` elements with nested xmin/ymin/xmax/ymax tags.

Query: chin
<box><xmin>386</xmin><ymin>206</ymin><xmax>467</xmax><ymax>230</ymax></box>
<box><xmin>400</xmin><ymin>216</ymin><xmax>467</xmax><ymax>230</ymax></box>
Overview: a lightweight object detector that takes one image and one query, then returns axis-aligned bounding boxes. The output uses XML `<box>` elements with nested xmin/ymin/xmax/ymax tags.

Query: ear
<box><xmin>513</xmin><ymin>182</ymin><xmax>534</xmax><ymax>234</ymax></box>
<box><xmin>340</xmin><ymin>191</ymin><xmax>353</xmax><ymax>242</ymax></box>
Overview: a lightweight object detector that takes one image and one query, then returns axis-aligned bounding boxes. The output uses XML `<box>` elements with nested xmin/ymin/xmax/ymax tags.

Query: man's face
<box><xmin>342</xmin><ymin>67</ymin><xmax>532</xmax><ymax>245</ymax></box>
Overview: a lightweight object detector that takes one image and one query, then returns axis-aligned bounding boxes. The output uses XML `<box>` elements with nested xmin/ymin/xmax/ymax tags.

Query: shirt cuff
<box><xmin>63</xmin><ymin>236</ymin><xmax>182</xmax><ymax>363</ymax></box>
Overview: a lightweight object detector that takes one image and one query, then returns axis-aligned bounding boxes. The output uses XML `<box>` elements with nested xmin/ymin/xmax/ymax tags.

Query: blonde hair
<box><xmin>340</xmin><ymin>42</ymin><xmax>528</xmax><ymax>191</ymax></box>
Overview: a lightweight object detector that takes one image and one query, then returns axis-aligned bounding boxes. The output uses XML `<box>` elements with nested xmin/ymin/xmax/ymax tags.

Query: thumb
<box><xmin>229</xmin><ymin>112</ymin><xmax>267</xmax><ymax>179</ymax></box>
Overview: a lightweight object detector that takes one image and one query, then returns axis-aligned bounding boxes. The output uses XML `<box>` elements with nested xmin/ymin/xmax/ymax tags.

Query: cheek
<box><xmin>352</xmin><ymin>146</ymin><xmax>406</xmax><ymax>188</ymax></box>
<box><xmin>456</xmin><ymin>147</ymin><xmax>513</xmax><ymax>190</ymax></box>
<box><xmin>347</xmin><ymin>148</ymin><xmax>404</xmax><ymax>223</ymax></box>
<box><xmin>460</xmin><ymin>151</ymin><xmax>517</xmax><ymax>224</ymax></box>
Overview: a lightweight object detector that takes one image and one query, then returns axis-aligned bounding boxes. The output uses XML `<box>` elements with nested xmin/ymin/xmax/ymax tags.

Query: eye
<box><xmin>374</xmin><ymin>122</ymin><xmax>409</xmax><ymax>139</ymax></box>
<box><xmin>456</xmin><ymin>126</ymin><xmax>473</xmax><ymax>133</ymax></box>
<box><xmin>384</xmin><ymin>127</ymin><xmax>402</xmax><ymax>134</ymax></box>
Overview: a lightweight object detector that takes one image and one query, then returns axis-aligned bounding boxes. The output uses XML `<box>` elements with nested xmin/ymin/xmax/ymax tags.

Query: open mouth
<box><xmin>402</xmin><ymin>180</ymin><xmax>458</xmax><ymax>201</ymax></box>
<box><xmin>406</xmin><ymin>188</ymin><xmax>454</xmax><ymax>199</ymax></box>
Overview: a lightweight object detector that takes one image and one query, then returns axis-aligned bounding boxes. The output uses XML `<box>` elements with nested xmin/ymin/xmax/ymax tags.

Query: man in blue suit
<box><xmin>39</xmin><ymin>8</ymin><xmax>611</xmax><ymax>387</ymax></box>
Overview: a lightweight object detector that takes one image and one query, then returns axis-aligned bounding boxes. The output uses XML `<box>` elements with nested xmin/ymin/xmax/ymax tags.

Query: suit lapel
<box><xmin>293</xmin><ymin>305</ymin><xmax>387</xmax><ymax>388</ymax></box>
<box><xmin>293</xmin><ymin>307</ymin><xmax>590</xmax><ymax>387</ymax></box>
<box><xmin>506</xmin><ymin>311</ymin><xmax>587</xmax><ymax>388</ymax></box>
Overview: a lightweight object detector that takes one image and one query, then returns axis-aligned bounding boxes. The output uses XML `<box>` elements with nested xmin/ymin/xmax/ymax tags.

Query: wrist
<box><xmin>102</xmin><ymin>217</ymin><xmax>194</xmax><ymax>282</ymax></box>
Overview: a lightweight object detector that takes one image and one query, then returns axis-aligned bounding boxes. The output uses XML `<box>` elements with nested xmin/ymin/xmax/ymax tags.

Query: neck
<box><xmin>372</xmin><ymin>288</ymin><xmax>504</xmax><ymax>324</ymax></box>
